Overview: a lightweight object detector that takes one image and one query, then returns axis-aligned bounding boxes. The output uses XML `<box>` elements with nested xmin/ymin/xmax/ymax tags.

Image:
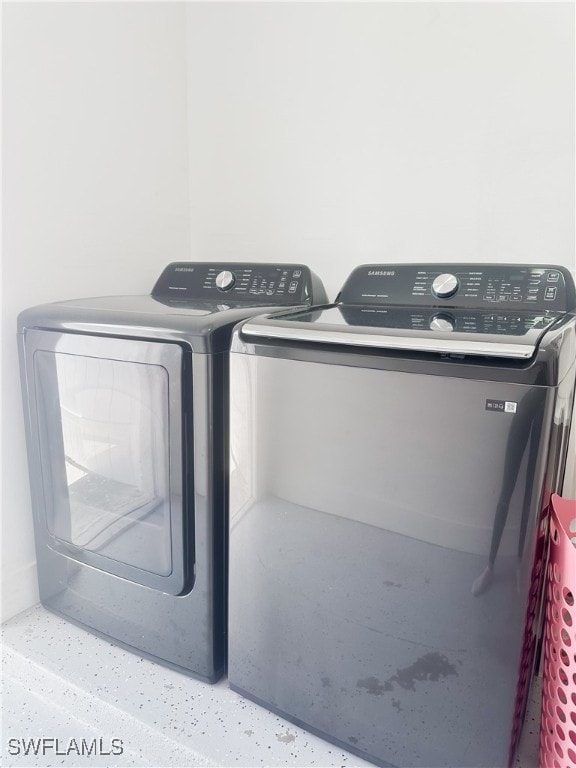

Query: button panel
<box><xmin>152</xmin><ymin>263</ymin><xmax>312</xmax><ymax>304</ymax></box>
<box><xmin>204</xmin><ymin>267</ymin><xmax>299</xmax><ymax>298</ymax></box>
<box><xmin>413</xmin><ymin>269</ymin><xmax>553</xmax><ymax>305</ymax></box>
<box><xmin>339</xmin><ymin>264</ymin><xmax>573</xmax><ymax>312</ymax></box>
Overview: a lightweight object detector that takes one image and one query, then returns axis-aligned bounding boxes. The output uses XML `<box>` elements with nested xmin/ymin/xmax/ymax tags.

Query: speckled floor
<box><xmin>1</xmin><ymin>606</ymin><xmax>540</xmax><ymax>768</ymax></box>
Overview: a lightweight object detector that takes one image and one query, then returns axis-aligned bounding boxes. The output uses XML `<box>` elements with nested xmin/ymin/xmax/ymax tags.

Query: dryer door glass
<box><xmin>27</xmin><ymin>331</ymin><xmax>189</xmax><ymax>595</ymax></box>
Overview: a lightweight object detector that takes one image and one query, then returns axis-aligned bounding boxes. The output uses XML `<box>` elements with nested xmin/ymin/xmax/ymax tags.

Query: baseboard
<box><xmin>1</xmin><ymin>560</ymin><xmax>39</xmax><ymax>622</ymax></box>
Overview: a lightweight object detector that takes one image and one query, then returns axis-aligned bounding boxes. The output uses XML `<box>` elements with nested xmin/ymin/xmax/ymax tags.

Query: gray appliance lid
<box><xmin>17</xmin><ymin>262</ymin><xmax>328</xmax><ymax>353</ymax></box>
<box><xmin>239</xmin><ymin>263</ymin><xmax>575</xmax><ymax>360</ymax></box>
<box><xmin>17</xmin><ymin>295</ymin><xmax>316</xmax><ymax>353</ymax></box>
<box><xmin>241</xmin><ymin>306</ymin><xmax>565</xmax><ymax>359</ymax></box>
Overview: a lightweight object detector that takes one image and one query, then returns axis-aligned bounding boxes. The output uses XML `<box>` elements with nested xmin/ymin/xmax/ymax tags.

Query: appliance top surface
<box><xmin>239</xmin><ymin>263</ymin><xmax>576</xmax><ymax>361</ymax></box>
<box><xmin>243</xmin><ymin>304</ymin><xmax>566</xmax><ymax>359</ymax></box>
<box><xmin>22</xmin><ymin>260</ymin><xmax>325</xmax><ymax>322</ymax></box>
<box><xmin>52</xmin><ymin>293</ymin><xmax>282</xmax><ymax>316</ymax></box>
<box><xmin>270</xmin><ymin>304</ymin><xmax>564</xmax><ymax>339</ymax></box>
<box><xmin>17</xmin><ymin>262</ymin><xmax>327</xmax><ymax>350</ymax></box>
<box><xmin>19</xmin><ymin>293</ymin><xmax>301</xmax><ymax>328</ymax></box>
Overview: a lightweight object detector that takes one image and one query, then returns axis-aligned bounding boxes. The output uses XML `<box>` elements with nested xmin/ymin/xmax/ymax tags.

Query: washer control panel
<box><xmin>339</xmin><ymin>264</ymin><xmax>575</xmax><ymax>311</ymax></box>
<box><xmin>152</xmin><ymin>262</ymin><xmax>319</xmax><ymax>304</ymax></box>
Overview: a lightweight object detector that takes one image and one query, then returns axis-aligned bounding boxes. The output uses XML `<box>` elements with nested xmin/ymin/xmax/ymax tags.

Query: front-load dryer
<box><xmin>18</xmin><ymin>261</ymin><xmax>326</xmax><ymax>682</ymax></box>
<box><xmin>228</xmin><ymin>263</ymin><xmax>576</xmax><ymax>764</ymax></box>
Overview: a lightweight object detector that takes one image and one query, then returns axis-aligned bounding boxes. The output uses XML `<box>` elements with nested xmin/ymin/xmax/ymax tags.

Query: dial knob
<box><xmin>432</xmin><ymin>273</ymin><xmax>459</xmax><ymax>299</ymax></box>
<box><xmin>215</xmin><ymin>270</ymin><xmax>235</xmax><ymax>291</ymax></box>
<box><xmin>429</xmin><ymin>313</ymin><xmax>455</xmax><ymax>332</ymax></box>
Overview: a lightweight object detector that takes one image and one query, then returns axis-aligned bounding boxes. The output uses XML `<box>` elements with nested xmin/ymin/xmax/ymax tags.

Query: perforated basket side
<box><xmin>509</xmin><ymin>496</ymin><xmax>550</xmax><ymax>766</ymax></box>
<box><xmin>539</xmin><ymin>494</ymin><xmax>576</xmax><ymax>768</ymax></box>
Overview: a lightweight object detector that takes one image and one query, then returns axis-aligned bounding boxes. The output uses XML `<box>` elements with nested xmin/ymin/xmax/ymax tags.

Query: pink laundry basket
<box><xmin>540</xmin><ymin>493</ymin><xmax>576</xmax><ymax>768</ymax></box>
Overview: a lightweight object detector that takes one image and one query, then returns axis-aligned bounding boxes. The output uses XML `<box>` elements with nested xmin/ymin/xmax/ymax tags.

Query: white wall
<box><xmin>2</xmin><ymin>2</ymin><xmax>190</xmax><ymax>621</ymax></box>
<box><xmin>185</xmin><ymin>0</ymin><xmax>575</xmax><ymax>496</ymax></box>
<box><xmin>2</xmin><ymin>2</ymin><xmax>575</xmax><ymax>622</ymax></box>
<box><xmin>185</xmin><ymin>2</ymin><xmax>575</xmax><ymax>300</ymax></box>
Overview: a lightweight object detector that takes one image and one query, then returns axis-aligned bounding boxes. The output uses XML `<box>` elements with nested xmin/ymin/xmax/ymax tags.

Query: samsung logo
<box><xmin>174</xmin><ymin>267</ymin><xmax>195</xmax><ymax>272</ymax></box>
<box><xmin>368</xmin><ymin>270</ymin><xmax>396</xmax><ymax>277</ymax></box>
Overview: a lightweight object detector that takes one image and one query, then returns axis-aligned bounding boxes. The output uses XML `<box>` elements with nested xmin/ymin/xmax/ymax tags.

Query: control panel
<box><xmin>339</xmin><ymin>264</ymin><xmax>576</xmax><ymax>312</ymax></box>
<box><xmin>152</xmin><ymin>262</ymin><xmax>321</xmax><ymax>305</ymax></box>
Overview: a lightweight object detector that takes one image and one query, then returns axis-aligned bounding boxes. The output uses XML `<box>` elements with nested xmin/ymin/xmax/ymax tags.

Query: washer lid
<box><xmin>241</xmin><ymin>305</ymin><xmax>566</xmax><ymax>359</ymax></box>
<box><xmin>242</xmin><ymin>263</ymin><xmax>575</xmax><ymax>360</ymax></box>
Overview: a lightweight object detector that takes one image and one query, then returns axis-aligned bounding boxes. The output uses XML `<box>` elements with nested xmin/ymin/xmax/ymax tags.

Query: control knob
<box><xmin>432</xmin><ymin>273</ymin><xmax>459</xmax><ymax>299</ymax></box>
<box><xmin>215</xmin><ymin>270</ymin><xmax>236</xmax><ymax>291</ymax></box>
<box><xmin>429</xmin><ymin>313</ymin><xmax>455</xmax><ymax>332</ymax></box>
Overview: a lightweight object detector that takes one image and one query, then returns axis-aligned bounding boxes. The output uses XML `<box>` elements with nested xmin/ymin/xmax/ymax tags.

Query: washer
<box><xmin>228</xmin><ymin>263</ymin><xmax>576</xmax><ymax>765</ymax></box>
<box><xmin>18</xmin><ymin>261</ymin><xmax>326</xmax><ymax>683</ymax></box>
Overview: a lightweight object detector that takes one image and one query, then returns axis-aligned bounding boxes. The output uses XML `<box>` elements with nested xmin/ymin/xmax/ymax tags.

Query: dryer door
<box><xmin>23</xmin><ymin>330</ymin><xmax>191</xmax><ymax>595</ymax></box>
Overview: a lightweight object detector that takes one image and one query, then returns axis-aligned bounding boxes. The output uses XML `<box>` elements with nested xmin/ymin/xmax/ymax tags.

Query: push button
<box><xmin>545</xmin><ymin>286</ymin><xmax>557</xmax><ymax>301</ymax></box>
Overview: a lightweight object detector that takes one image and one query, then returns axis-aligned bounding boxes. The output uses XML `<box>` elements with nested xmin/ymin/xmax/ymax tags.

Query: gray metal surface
<box><xmin>241</xmin><ymin>320</ymin><xmax>538</xmax><ymax>357</ymax></box>
<box><xmin>227</xmin><ymin>339</ymin><xmax>575</xmax><ymax>766</ymax></box>
<box><xmin>20</xmin><ymin>339</ymin><xmax>223</xmax><ymax>680</ymax></box>
<box><xmin>17</xmin><ymin>295</ymin><xmax>315</xmax><ymax>354</ymax></box>
<box><xmin>24</xmin><ymin>330</ymin><xmax>186</xmax><ymax>592</ymax></box>
<box><xmin>17</xmin><ymin>262</ymin><xmax>326</xmax><ymax>683</ymax></box>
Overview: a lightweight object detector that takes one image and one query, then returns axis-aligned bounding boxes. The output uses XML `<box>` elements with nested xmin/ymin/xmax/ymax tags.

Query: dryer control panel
<box><xmin>152</xmin><ymin>262</ymin><xmax>325</xmax><ymax>305</ymax></box>
<box><xmin>338</xmin><ymin>264</ymin><xmax>576</xmax><ymax>312</ymax></box>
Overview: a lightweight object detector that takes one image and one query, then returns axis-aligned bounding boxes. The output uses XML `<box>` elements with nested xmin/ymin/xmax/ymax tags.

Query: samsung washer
<box><xmin>227</xmin><ymin>263</ymin><xmax>575</xmax><ymax>765</ymax></box>
<box><xmin>18</xmin><ymin>261</ymin><xmax>326</xmax><ymax>682</ymax></box>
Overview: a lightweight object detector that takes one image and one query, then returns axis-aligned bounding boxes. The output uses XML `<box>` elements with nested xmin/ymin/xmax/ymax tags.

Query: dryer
<box><xmin>227</xmin><ymin>263</ymin><xmax>576</xmax><ymax>765</ymax></box>
<box><xmin>18</xmin><ymin>261</ymin><xmax>326</xmax><ymax>682</ymax></box>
